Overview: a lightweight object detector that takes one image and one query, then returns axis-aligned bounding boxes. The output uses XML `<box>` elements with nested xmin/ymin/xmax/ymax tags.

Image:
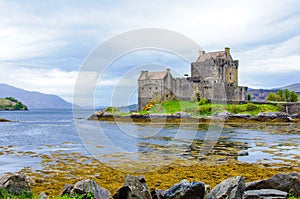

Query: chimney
<box><xmin>198</xmin><ymin>50</ymin><xmax>205</xmax><ymax>56</ymax></box>
<box><xmin>166</xmin><ymin>68</ymin><xmax>170</xmax><ymax>74</ymax></box>
<box><xmin>142</xmin><ymin>70</ymin><xmax>148</xmax><ymax>79</ymax></box>
<box><xmin>225</xmin><ymin>47</ymin><xmax>230</xmax><ymax>60</ymax></box>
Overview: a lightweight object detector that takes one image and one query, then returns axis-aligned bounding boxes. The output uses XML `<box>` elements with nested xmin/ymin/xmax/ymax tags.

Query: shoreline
<box><xmin>12</xmin><ymin>160</ymin><xmax>300</xmax><ymax>197</ymax></box>
<box><xmin>87</xmin><ymin>114</ymin><xmax>300</xmax><ymax>124</ymax></box>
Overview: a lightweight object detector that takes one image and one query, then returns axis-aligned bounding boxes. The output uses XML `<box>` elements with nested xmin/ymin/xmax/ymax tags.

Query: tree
<box><xmin>267</xmin><ymin>92</ymin><xmax>277</xmax><ymax>102</ymax></box>
<box><xmin>283</xmin><ymin>89</ymin><xmax>290</xmax><ymax>102</ymax></box>
<box><xmin>247</xmin><ymin>93</ymin><xmax>252</xmax><ymax>101</ymax></box>
<box><xmin>277</xmin><ymin>89</ymin><xmax>284</xmax><ymax>101</ymax></box>
<box><xmin>290</xmin><ymin>91</ymin><xmax>299</xmax><ymax>102</ymax></box>
<box><xmin>266</xmin><ymin>89</ymin><xmax>298</xmax><ymax>102</ymax></box>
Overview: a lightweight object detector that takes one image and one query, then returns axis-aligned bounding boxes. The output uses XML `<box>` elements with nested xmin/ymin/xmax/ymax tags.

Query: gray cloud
<box><xmin>0</xmin><ymin>0</ymin><xmax>299</xmax><ymax>105</ymax></box>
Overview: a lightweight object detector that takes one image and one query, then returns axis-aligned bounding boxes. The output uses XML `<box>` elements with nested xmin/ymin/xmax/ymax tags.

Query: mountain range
<box><xmin>0</xmin><ymin>84</ymin><xmax>74</xmax><ymax>109</ymax></box>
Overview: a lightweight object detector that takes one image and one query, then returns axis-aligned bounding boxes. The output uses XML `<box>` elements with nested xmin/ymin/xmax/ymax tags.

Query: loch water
<box><xmin>0</xmin><ymin>109</ymin><xmax>299</xmax><ymax>173</ymax></box>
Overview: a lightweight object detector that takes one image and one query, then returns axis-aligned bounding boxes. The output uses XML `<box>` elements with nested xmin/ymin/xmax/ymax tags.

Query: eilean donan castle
<box><xmin>138</xmin><ymin>47</ymin><xmax>248</xmax><ymax>110</ymax></box>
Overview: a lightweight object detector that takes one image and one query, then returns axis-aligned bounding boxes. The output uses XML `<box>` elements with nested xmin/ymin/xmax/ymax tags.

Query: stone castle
<box><xmin>138</xmin><ymin>47</ymin><xmax>248</xmax><ymax>110</ymax></box>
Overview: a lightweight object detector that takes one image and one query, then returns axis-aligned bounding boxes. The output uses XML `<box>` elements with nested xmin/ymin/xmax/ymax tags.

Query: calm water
<box><xmin>0</xmin><ymin>109</ymin><xmax>299</xmax><ymax>173</ymax></box>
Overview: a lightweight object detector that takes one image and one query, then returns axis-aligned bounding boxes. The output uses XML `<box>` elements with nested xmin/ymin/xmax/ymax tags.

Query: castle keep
<box><xmin>138</xmin><ymin>47</ymin><xmax>248</xmax><ymax>110</ymax></box>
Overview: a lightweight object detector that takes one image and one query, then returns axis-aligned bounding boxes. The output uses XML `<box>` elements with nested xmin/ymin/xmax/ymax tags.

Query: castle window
<box><xmin>142</xmin><ymin>88</ymin><xmax>144</xmax><ymax>90</ymax></box>
<box><xmin>156</xmin><ymin>87</ymin><xmax>158</xmax><ymax>90</ymax></box>
<box><xmin>166</xmin><ymin>95</ymin><xmax>168</xmax><ymax>97</ymax></box>
<box><xmin>230</xmin><ymin>73</ymin><xmax>232</xmax><ymax>80</ymax></box>
<box><xmin>149</xmin><ymin>87</ymin><xmax>151</xmax><ymax>90</ymax></box>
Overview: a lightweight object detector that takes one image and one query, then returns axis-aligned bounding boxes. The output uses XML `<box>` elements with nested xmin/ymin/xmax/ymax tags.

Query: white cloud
<box><xmin>0</xmin><ymin>0</ymin><xmax>299</xmax><ymax>105</ymax></box>
<box><xmin>0</xmin><ymin>65</ymin><xmax>76</xmax><ymax>101</ymax></box>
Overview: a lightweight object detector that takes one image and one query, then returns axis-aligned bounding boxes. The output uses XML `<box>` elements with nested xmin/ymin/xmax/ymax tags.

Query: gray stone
<box><xmin>233</xmin><ymin>114</ymin><xmax>251</xmax><ymax>118</ymax></box>
<box><xmin>151</xmin><ymin>189</ymin><xmax>165</xmax><ymax>199</ymax></box>
<box><xmin>163</xmin><ymin>179</ymin><xmax>206</xmax><ymax>199</ymax></box>
<box><xmin>246</xmin><ymin>172</ymin><xmax>300</xmax><ymax>197</ymax></box>
<box><xmin>243</xmin><ymin>189</ymin><xmax>288</xmax><ymax>199</ymax></box>
<box><xmin>175</xmin><ymin>112</ymin><xmax>191</xmax><ymax>117</ymax></box>
<box><xmin>257</xmin><ymin>112</ymin><xmax>290</xmax><ymax>118</ymax></box>
<box><xmin>60</xmin><ymin>184</ymin><xmax>74</xmax><ymax>197</ymax></box>
<box><xmin>238</xmin><ymin>151</ymin><xmax>249</xmax><ymax>156</ymax></box>
<box><xmin>39</xmin><ymin>192</ymin><xmax>48</xmax><ymax>199</ymax></box>
<box><xmin>257</xmin><ymin>112</ymin><xmax>278</xmax><ymax>118</ymax></box>
<box><xmin>70</xmin><ymin>179</ymin><xmax>110</xmax><ymax>199</ymax></box>
<box><xmin>205</xmin><ymin>176</ymin><xmax>245</xmax><ymax>199</ymax></box>
<box><xmin>214</xmin><ymin>112</ymin><xmax>231</xmax><ymax>117</ymax></box>
<box><xmin>113</xmin><ymin>175</ymin><xmax>151</xmax><ymax>199</ymax></box>
<box><xmin>0</xmin><ymin>173</ymin><xmax>31</xmax><ymax>196</ymax></box>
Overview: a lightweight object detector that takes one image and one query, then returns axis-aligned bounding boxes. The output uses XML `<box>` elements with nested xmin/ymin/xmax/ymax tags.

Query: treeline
<box><xmin>0</xmin><ymin>97</ymin><xmax>28</xmax><ymax>110</ymax></box>
<box><xmin>267</xmin><ymin>89</ymin><xmax>298</xmax><ymax>102</ymax></box>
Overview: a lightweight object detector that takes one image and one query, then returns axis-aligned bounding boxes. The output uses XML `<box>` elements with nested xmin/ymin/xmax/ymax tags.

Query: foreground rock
<box><xmin>60</xmin><ymin>179</ymin><xmax>110</xmax><ymax>199</ymax></box>
<box><xmin>160</xmin><ymin>179</ymin><xmax>207</xmax><ymax>199</ymax></box>
<box><xmin>0</xmin><ymin>173</ymin><xmax>31</xmax><ymax>196</ymax></box>
<box><xmin>243</xmin><ymin>189</ymin><xmax>288</xmax><ymax>199</ymax></box>
<box><xmin>204</xmin><ymin>176</ymin><xmax>245</xmax><ymax>199</ymax></box>
<box><xmin>246</xmin><ymin>172</ymin><xmax>300</xmax><ymax>197</ymax></box>
<box><xmin>113</xmin><ymin>175</ymin><xmax>151</xmax><ymax>199</ymax></box>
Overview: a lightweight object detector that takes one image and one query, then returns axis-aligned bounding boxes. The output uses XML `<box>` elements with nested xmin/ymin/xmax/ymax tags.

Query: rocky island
<box><xmin>0</xmin><ymin>97</ymin><xmax>28</xmax><ymax>111</ymax></box>
<box><xmin>88</xmin><ymin>100</ymin><xmax>300</xmax><ymax>123</ymax></box>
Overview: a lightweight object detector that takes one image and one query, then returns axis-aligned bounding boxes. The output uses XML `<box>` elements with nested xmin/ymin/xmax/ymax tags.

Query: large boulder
<box><xmin>246</xmin><ymin>172</ymin><xmax>300</xmax><ymax>196</ymax></box>
<box><xmin>243</xmin><ymin>189</ymin><xmax>288</xmax><ymax>199</ymax></box>
<box><xmin>60</xmin><ymin>179</ymin><xmax>110</xmax><ymax>199</ymax></box>
<box><xmin>163</xmin><ymin>179</ymin><xmax>206</xmax><ymax>199</ymax></box>
<box><xmin>113</xmin><ymin>175</ymin><xmax>152</xmax><ymax>199</ymax></box>
<box><xmin>0</xmin><ymin>173</ymin><xmax>31</xmax><ymax>196</ymax></box>
<box><xmin>205</xmin><ymin>176</ymin><xmax>245</xmax><ymax>199</ymax></box>
<box><xmin>60</xmin><ymin>184</ymin><xmax>74</xmax><ymax>196</ymax></box>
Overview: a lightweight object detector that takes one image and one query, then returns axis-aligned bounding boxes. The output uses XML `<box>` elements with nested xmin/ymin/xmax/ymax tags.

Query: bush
<box><xmin>199</xmin><ymin>98</ymin><xmax>208</xmax><ymax>105</ymax></box>
<box><xmin>105</xmin><ymin>107</ymin><xmax>119</xmax><ymax>113</ymax></box>
<box><xmin>246</xmin><ymin>103</ymin><xmax>257</xmax><ymax>111</ymax></box>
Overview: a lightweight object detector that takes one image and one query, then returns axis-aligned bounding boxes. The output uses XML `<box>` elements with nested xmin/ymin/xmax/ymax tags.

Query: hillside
<box><xmin>277</xmin><ymin>83</ymin><xmax>300</xmax><ymax>92</ymax></box>
<box><xmin>249</xmin><ymin>83</ymin><xmax>300</xmax><ymax>102</ymax></box>
<box><xmin>0</xmin><ymin>84</ymin><xmax>74</xmax><ymax>109</ymax></box>
<box><xmin>0</xmin><ymin>97</ymin><xmax>28</xmax><ymax>111</ymax></box>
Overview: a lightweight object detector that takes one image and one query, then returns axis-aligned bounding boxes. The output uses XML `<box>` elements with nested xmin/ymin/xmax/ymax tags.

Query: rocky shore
<box><xmin>87</xmin><ymin>111</ymin><xmax>300</xmax><ymax>123</ymax></box>
<box><xmin>1</xmin><ymin>172</ymin><xmax>300</xmax><ymax>199</ymax></box>
<box><xmin>0</xmin><ymin>118</ymin><xmax>11</xmax><ymax>122</ymax></box>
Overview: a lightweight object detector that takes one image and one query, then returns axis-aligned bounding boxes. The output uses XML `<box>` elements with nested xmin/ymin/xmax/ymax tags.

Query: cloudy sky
<box><xmin>0</xmin><ymin>0</ymin><xmax>299</xmax><ymax>106</ymax></box>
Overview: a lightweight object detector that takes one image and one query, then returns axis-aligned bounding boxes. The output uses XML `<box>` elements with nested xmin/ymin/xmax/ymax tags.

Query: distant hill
<box><xmin>0</xmin><ymin>97</ymin><xmax>28</xmax><ymax>111</ymax></box>
<box><xmin>276</xmin><ymin>83</ymin><xmax>300</xmax><ymax>92</ymax></box>
<box><xmin>249</xmin><ymin>83</ymin><xmax>300</xmax><ymax>102</ymax></box>
<box><xmin>0</xmin><ymin>84</ymin><xmax>74</xmax><ymax>109</ymax></box>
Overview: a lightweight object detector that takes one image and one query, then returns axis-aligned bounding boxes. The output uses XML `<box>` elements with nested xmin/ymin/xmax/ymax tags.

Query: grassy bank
<box><xmin>141</xmin><ymin>100</ymin><xmax>281</xmax><ymax>116</ymax></box>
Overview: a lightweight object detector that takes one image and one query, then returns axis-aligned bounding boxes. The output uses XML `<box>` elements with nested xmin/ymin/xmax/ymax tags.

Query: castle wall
<box><xmin>191</xmin><ymin>61</ymin><xmax>221</xmax><ymax>82</ymax></box>
<box><xmin>138</xmin><ymin>48</ymin><xmax>248</xmax><ymax>110</ymax></box>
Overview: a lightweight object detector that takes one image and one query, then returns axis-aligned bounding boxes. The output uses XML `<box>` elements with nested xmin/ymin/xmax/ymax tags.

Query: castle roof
<box><xmin>138</xmin><ymin>71</ymin><xmax>168</xmax><ymax>80</ymax></box>
<box><xmin>196</xmin><ymin>51</ymin><xmax>225</xmax><ymax>62</ymax></box>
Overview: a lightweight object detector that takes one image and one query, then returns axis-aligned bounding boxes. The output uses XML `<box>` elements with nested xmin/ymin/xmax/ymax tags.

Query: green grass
<box><xmin>0</xmin><ymin>188</ymin><xmax>94</xmax><ymax>199</ymax></box>
<box><xmin>0</xmin><ymin>188</ymin><xmax>33</xmax><ymax>199</ymax></box>
<box><xmin>144</xmin><ymin>100</ymin><xmax>280</xmax><ymax>116</ymax></box>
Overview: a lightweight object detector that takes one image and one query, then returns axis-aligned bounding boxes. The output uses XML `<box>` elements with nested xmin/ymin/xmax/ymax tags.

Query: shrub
<box><xmin>199</xmin><ymin>98</ymin><xmax>208</xmax><ymax>105</ymax></box>
<box><xmin>105</xmin><ymin>106</ymin><xmax>119</xmax><ymax>113</ymax></box>
<box><xmin>246</xmin><ymin>103</ymin><xmax>257</xmax><ymax>111</ymax></box>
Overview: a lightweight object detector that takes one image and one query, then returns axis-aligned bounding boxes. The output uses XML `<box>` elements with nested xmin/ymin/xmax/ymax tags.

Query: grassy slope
<box><xmin>145</xmin><ymin>100</ymin><xmax>280</xmax><ymax>116</ymax></box>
